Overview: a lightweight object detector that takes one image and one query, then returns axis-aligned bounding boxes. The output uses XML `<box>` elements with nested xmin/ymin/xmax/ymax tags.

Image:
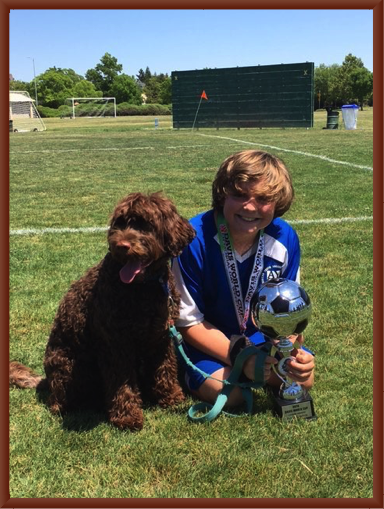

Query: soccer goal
<box><xmin>65</xmin><ymin>97</ymin><xmax>117</xmax><ymax>119</ymax></box>
<box><xmin>9</xmin><ymin>91</ymin><xmax>46</xmax><ymax>132</ymax></box>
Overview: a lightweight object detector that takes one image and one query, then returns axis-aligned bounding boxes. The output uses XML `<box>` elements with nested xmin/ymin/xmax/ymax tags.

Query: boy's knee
<box><xmin>195</xmin><ymin>367</ymin><xmax>245</xmax><ymax>407</ymax></box>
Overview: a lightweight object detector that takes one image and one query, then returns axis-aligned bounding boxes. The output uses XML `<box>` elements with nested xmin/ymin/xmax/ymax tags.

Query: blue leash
<box><xmin>169</xmin><ymin>326</ymin><xmax>271</xmax><ymax>423</ymax></box>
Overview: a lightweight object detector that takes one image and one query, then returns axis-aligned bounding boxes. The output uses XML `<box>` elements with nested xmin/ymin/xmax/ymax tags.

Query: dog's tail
<box><xmin>9</xmin><ymin>361</ymin><xmax>47</xmax><ymax>389</ymax></box>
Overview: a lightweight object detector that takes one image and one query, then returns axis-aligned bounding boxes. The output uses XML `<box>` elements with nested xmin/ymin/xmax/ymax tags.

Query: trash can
<box><xmin>326</xmin><ymin>110</ymin><xmax>339</xmax><ymax>129</ymax></box>
<box><xmin>341</xmin><ymin>104</ymin><xmax>359</xmax><ymax>130</ymax></box>
<box><xmin>9</xmin><ymin>120</ymin><xmax>13</xmax><ymax>132</ymax></box>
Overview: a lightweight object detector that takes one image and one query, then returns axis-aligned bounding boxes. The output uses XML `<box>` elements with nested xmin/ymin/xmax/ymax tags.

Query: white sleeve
<box><xmin>172</xmin><ymin>258</ymin><xmax>204</xmax><ymax>327</ymax></box>
<box><xmin>296</xmin><ymin>266</ymin><xmax>301</xmax><ymax>284</ymax></box>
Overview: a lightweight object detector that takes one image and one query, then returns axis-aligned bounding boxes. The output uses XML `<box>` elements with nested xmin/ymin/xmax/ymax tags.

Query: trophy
<box><xmin>250</xmin><ymin>278</ymin><xmax>316</xmax><ymax>421</ymax></box>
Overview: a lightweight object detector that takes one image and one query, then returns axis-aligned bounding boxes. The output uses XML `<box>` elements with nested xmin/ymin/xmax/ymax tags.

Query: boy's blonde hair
<box><xmin>212</xmin><ymin>150</ymin><xmax>294</xmax><ymax>217</ymax></box>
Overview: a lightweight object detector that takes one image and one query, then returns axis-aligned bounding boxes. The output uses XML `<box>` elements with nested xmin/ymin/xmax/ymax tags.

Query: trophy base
<box><xmin>268</xmin><ymin>386</ymin><xmax>317</xmax><ymax>421</ymax></box>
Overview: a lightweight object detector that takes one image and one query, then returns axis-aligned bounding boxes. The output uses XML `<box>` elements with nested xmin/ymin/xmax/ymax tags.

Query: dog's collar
<box><xmin>142</xmin><ymin>270</ymin><xmax>167</xmax><ymax>285</ymax></box>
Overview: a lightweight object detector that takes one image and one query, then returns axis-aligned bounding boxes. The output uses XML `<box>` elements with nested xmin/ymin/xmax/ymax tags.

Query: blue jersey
<box><xmin>173</xmin><ymin>209</ymin><xmax>301</xmax><ymax>344</ymax></box>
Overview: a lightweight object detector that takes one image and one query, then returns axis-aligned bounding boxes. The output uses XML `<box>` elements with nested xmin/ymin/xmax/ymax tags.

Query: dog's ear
<box><xmin>153</xmin><ymin>193</ymin><xmax>195</xmax><ymax>257</ymax></box>
<box><xmin>164</xmin><ymin>214</ymin><xmax>196</xmax><ymax>257</ymax></box>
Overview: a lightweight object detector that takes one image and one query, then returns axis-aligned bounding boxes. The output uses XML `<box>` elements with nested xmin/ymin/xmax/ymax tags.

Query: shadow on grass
<box><xmin>35</xmin><ymin>384</ymin><xmax>192</xmax><ymax>432</ymax></box>
<box><xmin>31</xmin><ymin>370</ymin><xmax>275</xmax><ymax>431</ymax></box>
<box><xmin>35</xmin><ymin>385</ymin><xmax>107</xmax><ymax>432</ymax></box>
<box><xmin>60</xmin><ymin>410</ymin><xmax>107</xmax><ymax>432</ymax></box>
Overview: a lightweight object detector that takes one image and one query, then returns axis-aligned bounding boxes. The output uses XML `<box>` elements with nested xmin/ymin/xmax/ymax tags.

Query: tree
<box><xmin>143</xmin><ymin>77</ymin><xmax>162</xmax><ymax>103</ymax></box>
<box><xmin>339</xmin><ymin>54</ymin><xmax>372</xmax><ymax>109</ymax></box>
<box><xmin>71</xmin><ymin>80</ymin><xmax>103</xmax><ymax>98</ymax></box>
<box><xmin>84</xmin><ymin>68</ymin><xmax>104</xmax><ymax>93</ymax></box>
<box><xmin>314</xmin><ymin>63</ymin><xmax>341</xmax><ymax>109</ymax></box>
<box><xmin>142</xmin><ymin>71</ymin><xmax>170</xmax><ymax>103</ymax></box>
<box><xmin>55</xmin><ymin>67</ymin><xmax>83</xmax><ymax>84</ymax></box>
<box><xmin>341</xmin><ymin>53</ymin><xmax>364</xmax><ymax>72</ymax></box>
<box><xmin>314</xmin><ymin>54</ymin><xmax>373</xmax><ymax>109</ymax></box>
<box><xmin>108</xmin><ymin>74</ymin><xmax>142</xmax><ymax>104</ymax></box>
<box><xmin>35</xmin><ymin>68</ymin><xmax>80</xmax><ymax>107</ymax></box>
<box><xmin>349</xmin><ymin>67</ymin><xmax>373</xmax><ymax>110</ymax></box>
<box><xmin>136</xmin><ymin>66</ymin><xmax>152</xmax><ymax>86</ymax></box>
<box><xmin>158</xmin><ymin>77</ymin><xmax>172</xmax><ymax>104</ymax></box>
<box><xmin>9</xmin><ymin>79</ymin><xmax>30</xmax><ymax>92</ymax></box>
<box><xmin>85</xmin><ymin>53</ymin><xmax>123</xmax><ymax>95</ymax></box>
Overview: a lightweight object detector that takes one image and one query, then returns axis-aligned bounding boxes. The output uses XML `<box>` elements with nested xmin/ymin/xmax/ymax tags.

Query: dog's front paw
<box><xmin>47</xmin><ymin>395</ymin><xmax>66</xmax><ymax>416</ymax></box>
<box><xmin>158</xmin><ymin>387</ymin><xmax>185</xmax><ymax>408</ymax></box>
<box><xmin>109</xmin><ymin>408</ymin><xmax>144</xmax><ymax>431</ymax></box>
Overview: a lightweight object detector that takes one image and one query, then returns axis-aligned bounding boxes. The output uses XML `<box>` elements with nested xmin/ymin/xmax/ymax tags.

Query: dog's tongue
<box><xmin>119</xmin><ymin>261</ymin><xmax>143</xmax><ymax>284</ymax></box>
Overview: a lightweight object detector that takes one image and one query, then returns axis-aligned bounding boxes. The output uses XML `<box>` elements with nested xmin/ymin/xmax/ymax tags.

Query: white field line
<box><xmin>9</xmin><ymin>145</ymin><xmax>210</xmax><ymax>155</ymax></box>
<box><xmin>166</xmin><ymin>144</ymin><xmax>208</xmax><ymax>149</ymax></box>
<box><xmin>288</xmin><ymin>216</ymin><xmax>373</xmax><ymax>225</ymax></box>
<box><xmin>11</xmin><ymin>138</ymin><xmax>373</xmax><ymax>172</ymax></box>
<box><xmin>10</xmin><ymin>227</ymin><xmax>109</xmax><ymax>236</ymax></box>
<box><xmin>196</xmin><ymin>133</ymin><xmax>373</xmax><ymax>171</ymax></box>
<box><xmin>10</xmin><ymin>147</ymin><xmax>155</xmax><ymax>154</ymax></box>
<box><xmin>10</xmin><ymin>216</ymin><xmax>373</xmax><ymax>236</ymax></box>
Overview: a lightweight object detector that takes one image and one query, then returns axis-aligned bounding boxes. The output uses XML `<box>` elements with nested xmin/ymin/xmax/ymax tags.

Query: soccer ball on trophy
<box><xmin>250</xmin><ymin>278</ymin><xmax>312</xmax><ymax>340</ymax></box>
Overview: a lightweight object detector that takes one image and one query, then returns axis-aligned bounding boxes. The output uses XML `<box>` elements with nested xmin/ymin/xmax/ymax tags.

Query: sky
<box><xmin>9</xmin><ymin>9</ymin><xmax>373</xmax><ymax>83</ymax></box>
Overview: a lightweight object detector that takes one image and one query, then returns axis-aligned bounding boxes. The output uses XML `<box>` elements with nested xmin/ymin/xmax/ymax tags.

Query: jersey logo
<box><xmin>261</xmin><ymin>265</ymin><xmax>282</xmax><ymax>283</ymax></box>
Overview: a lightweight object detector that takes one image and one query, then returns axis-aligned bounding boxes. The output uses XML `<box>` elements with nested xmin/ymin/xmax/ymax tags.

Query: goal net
<box><xmin>65</xmin><ymin>97</ymin><xmax>117</xmax><ymax>119</ymax></box>
<box><xmin>9</xmin><ymin>91</ymin><xmax>46</xmax><ymax>132</ymax></box>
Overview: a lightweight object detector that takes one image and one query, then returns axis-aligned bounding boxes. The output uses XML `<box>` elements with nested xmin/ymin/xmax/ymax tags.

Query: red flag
<box><xmin>201</xmin><ymin>90</ymin><xmax>208</xmax><ymax>100</ymax></box>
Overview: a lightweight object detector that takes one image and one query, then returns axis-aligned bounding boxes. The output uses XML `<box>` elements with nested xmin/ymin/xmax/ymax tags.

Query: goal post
<box><xmin>65</xmin><ymin>97</ymin><xmax>117</xmax><ymax>118</ymax></box>
<box><xmin>9</xmin><ymin>91</ymin><xmax>46</xmax><ymax>132</ymax></box>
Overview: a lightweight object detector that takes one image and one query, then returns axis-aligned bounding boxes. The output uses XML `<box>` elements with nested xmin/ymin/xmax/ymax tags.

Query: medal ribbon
<box><xmin>217</xmin><ymin>213</ymin><xmax>265</xmax><ymax>333</ymax></box>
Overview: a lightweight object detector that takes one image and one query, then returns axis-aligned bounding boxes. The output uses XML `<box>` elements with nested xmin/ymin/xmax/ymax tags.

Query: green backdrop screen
<box><xmin>172</xmin><ymin>62</ymin><xmax>314</xmax><ymax>129</ymax></box>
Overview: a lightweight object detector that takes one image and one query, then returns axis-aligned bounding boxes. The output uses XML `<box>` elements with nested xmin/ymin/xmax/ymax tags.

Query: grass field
<box><xmin>9</xmin><ymin>109</ymin><xmax>373</xmax><ymax>499</ymax></box>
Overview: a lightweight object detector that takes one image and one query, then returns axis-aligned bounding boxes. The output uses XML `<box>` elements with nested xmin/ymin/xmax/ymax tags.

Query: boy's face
<box><xmin>223</xmin><ymin>180</ymin><xmax>276</xmax><ymax>237</ymax></box>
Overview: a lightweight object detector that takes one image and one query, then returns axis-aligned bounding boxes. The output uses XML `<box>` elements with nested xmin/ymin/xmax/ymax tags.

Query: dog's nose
<box><xmin>117</xmin><ymin>241</ymin><xmax>131</xmax><ymax>251</ymax></box>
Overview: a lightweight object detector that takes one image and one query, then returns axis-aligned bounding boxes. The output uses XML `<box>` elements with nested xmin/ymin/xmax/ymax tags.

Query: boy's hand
<box><xmin>243</xmin><ymin>352</ymin><xmax>278</xmax><ymax>382</ymax></box>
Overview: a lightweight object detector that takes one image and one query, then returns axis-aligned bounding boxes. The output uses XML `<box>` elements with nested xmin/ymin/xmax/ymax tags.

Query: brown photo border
<box><xmin>2</xmin><ymin>2</ymin><xmax>382</xmax><ymax>508</ymax></box>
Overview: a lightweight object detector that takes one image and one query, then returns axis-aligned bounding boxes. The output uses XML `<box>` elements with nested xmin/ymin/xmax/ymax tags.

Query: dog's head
<box><xmin>108</xmin><ymin>192</ymin><xmax>195</xmax><ymax>284</ymax></box>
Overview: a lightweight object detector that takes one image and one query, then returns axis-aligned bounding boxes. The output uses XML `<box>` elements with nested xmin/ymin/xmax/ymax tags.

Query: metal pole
<box><xmin>27</xmin><ymin>57</ymin><xmax>38</xmax><ymax>106</ymax></box>
<box><xmin>33</xmin><ymin>59</ymin><xmax>38</xmax><ymax>106</ymax></box>
<box><xmin>192</xmin><ymin>97</ymin><xmax>203</xmax><ymax>130</ymax></box>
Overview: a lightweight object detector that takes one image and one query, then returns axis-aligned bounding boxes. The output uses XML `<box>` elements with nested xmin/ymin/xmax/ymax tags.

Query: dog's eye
<box><xmin>131</xmin><ymin>217</ymin><xmax>145</xmax><ymax>229</ymax></box>
<box><xmin>129</xmin><ymin>216</ymin><xmax>154</xmax><ymax>232</ymax></box>
<box><xmin>111</xmin><ymin>214</ymin><xmax>155</xmax><ymax>232</ymax></box>
<box><xmin>112</xmin><ymin>215</ymin><xmax>128</xmax><ymax>230</ymax></box>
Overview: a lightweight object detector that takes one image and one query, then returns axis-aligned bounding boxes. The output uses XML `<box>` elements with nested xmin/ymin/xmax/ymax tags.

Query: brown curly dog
<box><xmin>10</xmin><ymin>192</ymin><xmax>195</xmax><ymax>431</ymax></box>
